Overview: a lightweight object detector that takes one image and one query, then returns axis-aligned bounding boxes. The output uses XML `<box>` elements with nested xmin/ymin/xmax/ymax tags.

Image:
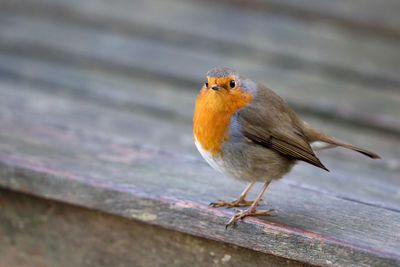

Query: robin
<box><xmin>193</xmin><ymin>67</ymin><xmax>380</xmax><ymax>228</ymax></box>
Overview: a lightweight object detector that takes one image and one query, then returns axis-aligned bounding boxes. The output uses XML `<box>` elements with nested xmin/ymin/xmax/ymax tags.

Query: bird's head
<box><xmin>196</xmin><ymin>67</ymin><xmax>252</xmax><ymax>113</ymax></box>
<box><xmin>204</xmin><ymin>67</ymin><xmax>239</xmax><ymax>92</ymax></box>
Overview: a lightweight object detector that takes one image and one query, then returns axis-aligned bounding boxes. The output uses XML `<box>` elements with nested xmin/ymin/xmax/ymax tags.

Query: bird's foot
<box><xmin>225</xmin><ymin>208</ymin><xmax>277</xmax><ymax>228</ymax></box>
<box><xmin>210</xmin><ymin>198</ymin><xmax>264</xmax><ymax>208</ymax></box>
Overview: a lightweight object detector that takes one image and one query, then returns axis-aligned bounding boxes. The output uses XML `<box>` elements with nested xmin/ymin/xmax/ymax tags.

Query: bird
<box><xmin>193</xmin><ymin>67</ymin><xmax>380</xmax><ymax>228</ymax></box>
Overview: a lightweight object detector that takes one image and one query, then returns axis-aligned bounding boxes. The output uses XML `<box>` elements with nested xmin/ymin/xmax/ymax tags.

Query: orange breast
<box><xmin>193</xmin><ymin>85</ymin><xmax>252</xmax><ymax>156</ymax></box>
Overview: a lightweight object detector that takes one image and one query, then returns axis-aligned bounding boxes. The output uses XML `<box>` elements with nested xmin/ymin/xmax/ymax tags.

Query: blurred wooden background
<box><xmin>0</xmin><ymin>0</ymin><xmax>399</xmax><ymax>266</ymax></box>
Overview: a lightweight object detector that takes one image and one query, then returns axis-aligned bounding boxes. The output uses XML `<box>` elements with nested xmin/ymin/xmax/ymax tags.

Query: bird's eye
<box><xmin>229</xmin><ymin>80</ymin><xmax>236</xmax><ymax>88</ymax></box>
<box><xmin>205</xmin><ymin>82</ymin><xmax>208</xmax><ymax>88</ymax></box>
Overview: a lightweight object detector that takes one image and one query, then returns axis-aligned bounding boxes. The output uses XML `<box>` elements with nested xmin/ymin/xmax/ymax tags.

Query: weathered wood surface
<box><xmin>0</xmin><ymin>79</ymin><xmax>400</xmax><ymax>265</ymax></box>
<box><xmin>0</xmin><ymin>189</ymin><xmax>310</xmax><ymax>267</ymax></box>
<box><xmin>0</xmin><ymin>0</ymin><xmax>399</xmax><ymax>266</ymax></box>
<box><xmin>0</xmin><ymin>57</ymin><xmax>399</xmax><ymax>210</ymax></box>
<box><xmin>223</xmin><ymin>0</ymin><xmax>400</xmax><ymax>39</ymax></box>
<box><xmin>3</xmin><ymin>0</ymin><xmax>400</xmax><ymax>84</ymax></box>
<box><xmin>0</xmin><ymin>8</ymin><xmax>399</xmax><ymax>134</ymax></box>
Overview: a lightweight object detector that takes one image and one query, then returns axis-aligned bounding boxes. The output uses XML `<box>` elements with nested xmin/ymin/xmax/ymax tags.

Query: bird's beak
<box><xmin>210</xmin><ymin>84</ymin><xmax>220</xmax><ymax>90</ymax></box>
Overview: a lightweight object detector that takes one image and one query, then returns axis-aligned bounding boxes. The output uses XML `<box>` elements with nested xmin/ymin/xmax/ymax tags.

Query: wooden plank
<box><xmin>2</xmin><ymin>0</ymin><xmax>400</xmax><ymax>87</ymax></box>
<box><xmin>0</xmin><ymin>1</ymin><xmax>398</xmax><ymax>265</ymax></box>
<box><xmin>0</xmin><ymin>53</ymin><xmax>398</xmax><ymax>179</ymax></box>
<box><xmin>0</xmin><ymin>52</ymin><xmax>398</xmax><ymax>162</ymax></box>
<box><xmin>0</xmin><ymin>54</ymin><xmax>196</xmax><ymax>123</ymax></box>
<box><xmin>5</xmin><ymin>0</ymin><xmax>400</xmax><ymax>32</ymax></box>
<box><xmin>0</xmin><ymin>96</ymin><xmax>399</xmax><ymax>266</ymax></box>
<box><xmin>0</xmin><ymin>15</ymin><xmax>399</xmax><ymax>135</ymax></box>
<box><xmin>240</xmin><ymin>0</ymin><xmax>400</xmax><ymax>38</ymax></box>
<box><xmin>0</xmin><ymin>71</ymin><xmax>399</xmax><ymax>214</ymax></box>
<box><xmin>0</xmin><ymin>189</ymin><xmax>309</xmax><ymax>267</ymax></box>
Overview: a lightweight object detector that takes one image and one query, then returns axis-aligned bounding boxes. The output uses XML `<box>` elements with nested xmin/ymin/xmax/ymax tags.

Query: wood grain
<box><xmin>2</xmin><ymin>0</ymin><xmax>400</xmax><ymax>85</ymax></box>
<box><xmin>0</xmin><ymin>1</ymin><xmax>399</xmax><ymax>266</ymax></box>
<box><xmin>231</xmin><ymin>0</ymin><xmax>400</xmax><ymax>39</ymax></box>
<box><xmin>0</xmin><ymin>78</ymin><xmax>400</xmax><ymax>265</ymax></box>
<box><xmin>0</xmin><ymin>189</ymin><xmax>310</xmax><ymax>267</ymax></box>
<box><xmin>0</xmin><ymin>14</ymin><xmax>399</xmax><ymax>134</ymax></box>
<box><xmin>0</xmin><ymin>57</ymin><xmax>399</xmax><ymax>212</ymax></box>
<box><xmin>0</xmin><ymin>115</ymin><xmax>399</xmax><ymax>266</ymax></box>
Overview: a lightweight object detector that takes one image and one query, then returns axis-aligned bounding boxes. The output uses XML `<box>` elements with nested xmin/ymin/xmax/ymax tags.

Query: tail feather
<box><xmin>322</xmin><ymin>137</ymin><xmax>381</xmax><ymax>159</ymax></box>
<box><xmin>302</xmin><ymin>122</ymin><xmax>381</xmax><ymax>159</ymax></box>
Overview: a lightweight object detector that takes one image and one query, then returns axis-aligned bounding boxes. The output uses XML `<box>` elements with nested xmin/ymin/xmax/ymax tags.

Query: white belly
<box><xmin>194</xmin><ymin>138</ymin><xmax>227</xmax><ymax>175</ymax></box>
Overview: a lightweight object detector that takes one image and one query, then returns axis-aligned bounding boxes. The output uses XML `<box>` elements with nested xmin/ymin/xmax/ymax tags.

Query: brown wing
<box><xmin>238</xmin><ymin>84</ymin><xmax>329</xmax><ymax>171</ymax></box>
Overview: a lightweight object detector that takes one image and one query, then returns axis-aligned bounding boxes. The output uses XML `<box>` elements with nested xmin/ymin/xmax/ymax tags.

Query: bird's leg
<box><xmin>210</xmin><ymin>182</ymin><xmax>258</xmax><ymax>207</ymax></box>
<box><xmin>226</xmin><ymin>181</ymin><xmax>276</xmax><ymax>228</ymax></box>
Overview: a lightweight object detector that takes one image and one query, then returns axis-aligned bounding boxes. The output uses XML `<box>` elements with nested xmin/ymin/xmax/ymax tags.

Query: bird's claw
<box><xmin>210</xmin><ymin>199</ymin><xmax>264</xmax><ymax>208</ymax></box>
<box><xmin>225</xmin><ymin>208</ymin><xmax>277</xmax><ymax>228</ymax></box>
